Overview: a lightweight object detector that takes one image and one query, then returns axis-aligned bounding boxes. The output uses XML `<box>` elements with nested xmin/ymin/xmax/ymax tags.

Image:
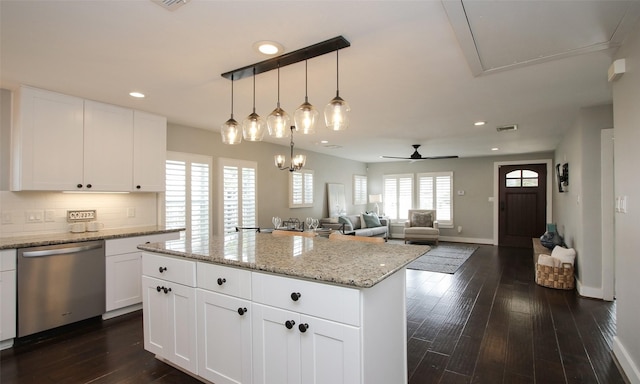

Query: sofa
<box><xmin>320</xmin><ymin>214</ymin><xmax>389</xmax><ymax>240</ymax></box>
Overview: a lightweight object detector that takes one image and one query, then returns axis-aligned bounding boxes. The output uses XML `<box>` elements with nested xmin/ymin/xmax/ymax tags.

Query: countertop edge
<box><xmin>0</xmin><ymin>227</ymin><xmax>184</xmax><ymax>249</ymax></box>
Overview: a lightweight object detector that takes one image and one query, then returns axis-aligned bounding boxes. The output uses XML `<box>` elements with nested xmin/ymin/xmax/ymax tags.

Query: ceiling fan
<box><xmin>382</xmin><ymin>144</ymin><xmax>458</xmax><ymax>160</ymax></box>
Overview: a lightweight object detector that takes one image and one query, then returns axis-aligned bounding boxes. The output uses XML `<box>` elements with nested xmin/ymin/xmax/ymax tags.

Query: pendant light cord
<box><xmin>252</xmin><ymin>67</ymin><xmax>256</xmax><ymax>113</ymax></box>
<box><xmin>276</xmin><ymin>65</ymin><xmax>281</xmax><ymax>108</ymax></box>
<box><xmin>304</xmin><ymin>59</ymin><xmax>309</xmax><ymax>103</ymax></box>
<box><xmin>335</xmin><ymin>49</ymin><xmax>340</xmax><ymax>97</ymax></box>
<box><xmin>230</xmin><ymin>74</ymin><xmax>235</xmax><ymax>118</ymax></box>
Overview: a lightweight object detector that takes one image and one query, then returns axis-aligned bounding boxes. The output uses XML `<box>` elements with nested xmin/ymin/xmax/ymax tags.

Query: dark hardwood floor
<box><xmin>1</xmin><ymin>245</ymin><xmax>626</xmax><ymax>384</ymax></box>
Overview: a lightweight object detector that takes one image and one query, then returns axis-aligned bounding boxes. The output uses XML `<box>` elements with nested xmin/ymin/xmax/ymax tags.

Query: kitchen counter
<box><xmin>138</xmin><ymin>232</ymin><xmax>429</xmax><ymax>288</ymax></box>
<box><xmin>0</xmin><ymin>226</ymin><xmax>184</xmax><ymax>249</ymax></box>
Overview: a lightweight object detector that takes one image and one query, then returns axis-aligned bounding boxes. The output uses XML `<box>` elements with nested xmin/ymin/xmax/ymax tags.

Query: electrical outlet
<box><xmin>25</xmin><ymin>210</ymin><xmax>44</xmax><ymax>223</ymax></box>
<box><xmin>45</xmin><ymin>210</ymin><xmax>55</xmax><ymax>222</ymax></box>
<box><xmin>127</xmin><ymin>207</ymin><xmax>136</xmax><ymax>218</ymax></box>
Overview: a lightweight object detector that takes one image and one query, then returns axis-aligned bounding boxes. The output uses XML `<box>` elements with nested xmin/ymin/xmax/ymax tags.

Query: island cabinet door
<box><xmin>196</xmin><ymin>289</ymin><xmax>252</xmax><ymax>384</ymax></box>
<box><xmin>252</xmin><ymin>303</ymin><xmax>301</xmax><ymax>384</ymax></box>
<box><xmin>142</xmin><ymin>276</ymin><xmax>170</xmax><ymax>357</ymax></box>
<box><xmin>142</xmin><ymin>276</ymin><xmax>197</xmax><ymax>374</ymax></box>
<box><xmin>299</xmin><ymin>315</ymin><xmax>361</xmax><ymax>384</ymax></box>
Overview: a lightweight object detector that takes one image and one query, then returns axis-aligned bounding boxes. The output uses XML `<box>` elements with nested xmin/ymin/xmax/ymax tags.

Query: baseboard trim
<box><xmin>613</xmin><ymin>336</ymin><xmax>640</xmax><ymax>384</ymax></box>
<box><xmin>438</xmin><ymin>236</ymin><xmax>494</xmax><ymax>245</ymax></box>
<box><xmin>575</xmin><ymin>277</ymin><xmax>604</xmax><ymax>299</ymax></box>
<box><xmin>102</xmin><ymin>303</ymin><xmax>142</xmax><ymax>320</ymax></box>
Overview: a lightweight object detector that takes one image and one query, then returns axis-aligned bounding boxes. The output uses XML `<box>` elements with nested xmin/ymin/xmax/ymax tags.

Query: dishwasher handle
<box><xmin>22</xmin><ymin>243</ymin><xmax>104</xmax><ymax>258</ymax></box>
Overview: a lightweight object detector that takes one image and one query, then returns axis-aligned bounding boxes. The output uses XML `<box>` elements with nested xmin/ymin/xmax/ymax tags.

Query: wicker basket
<box><xmin>535</xmin><ymin>263</ymin><xmax>575</xmax><ymax>290</ymax></box>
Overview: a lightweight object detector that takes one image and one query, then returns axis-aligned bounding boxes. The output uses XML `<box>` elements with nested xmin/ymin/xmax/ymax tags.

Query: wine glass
<box><xmin>311</xmin><ymin>218</ymin><xmax>319</xmax><ymax>230</ymax></box>
<box><xmin>272</xmin><ymin>216</ymin><xmax>281</xmax><ymax>229</ymax></box>
<box><xmin>305</xmin><ymin>217</ymin><xmax>313</xmax><ymax>231</ymax></box>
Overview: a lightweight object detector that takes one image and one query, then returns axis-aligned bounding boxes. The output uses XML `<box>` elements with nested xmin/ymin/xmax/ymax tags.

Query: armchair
<box><xmin>404</xmin><ymin>209</ymin><xmax>439</xmax><ymax>245</ymax></box>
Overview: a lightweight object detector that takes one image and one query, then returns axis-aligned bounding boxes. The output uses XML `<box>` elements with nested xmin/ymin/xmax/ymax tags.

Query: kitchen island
<box><xmin>138</xmin><ymin>232</ymin><xmax>429</xmax><ymax>384</ymax></box>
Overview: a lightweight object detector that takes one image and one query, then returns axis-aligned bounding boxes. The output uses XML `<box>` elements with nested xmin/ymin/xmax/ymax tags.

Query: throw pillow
<box><xmin>338</xmin><ymin>216</ymin><xmax>354</xmax><ymax>231</ymax></box>
<box><xmin>360</xmin><ymin>213</ymin><xmax>367</xmax><ymax>228</ymax></box>
<box><xmin>362</xmin><ymin>212</ymin><xmax>382</xmax><ymax>228</ymax></box>
<box><xmin>411</xmin><ymin>212</ymin><xmax>433</xmax><ymax>227</ymax></box>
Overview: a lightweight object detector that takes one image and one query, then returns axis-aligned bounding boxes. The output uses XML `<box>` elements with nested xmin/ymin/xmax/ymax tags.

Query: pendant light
<box><xmin>242</xmin><ymin>67</ymin><xmax>265</xmax><ymax>141</ymax></box>
<box><xmin>324</xmin><ymin>48</ymin><xmax>350</xmax><ymax>131</ymax></box>
<box><xmin>221</xmin><ymin>74</ymin><xmax>242</xmax><ymax>145</ymax></box>
<box><xmin>267</xmin><ymin>65</ymin><xmax>290</xmax><ymax>138</ymax></box>
<box><xmin>294</xmin><ymin>59</ymin><xmax>318</xmax><ymax>135</ymax></box>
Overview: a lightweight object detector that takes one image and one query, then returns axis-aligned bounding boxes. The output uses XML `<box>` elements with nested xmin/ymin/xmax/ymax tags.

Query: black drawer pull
<box><xmin>159</xmin><ymin>266</ymin><xmax>167</xmax><ymax>273</ymax></box>
<box><xmin>298</xmin><ymin>323</ymin><xmax>309</xmax><ymax>333</ymax></box>
<box><xmin>285</xmin><ymin>320</ymin><xmax>296</xmax><ymax>329</ymax></box>
<box><xmin>290</xmin><ymin>292</ymin><xmax>301</xmax><ymax>301</ymax></box>
<box><xmin>217</xmin><ymin>278</ymin><xmax>226</xmax><ymax>286</ymax></box>
<box><xmin>237</xmin><ymin>307</ymin><xmax>248</xmax><ymax>315</ymax></box>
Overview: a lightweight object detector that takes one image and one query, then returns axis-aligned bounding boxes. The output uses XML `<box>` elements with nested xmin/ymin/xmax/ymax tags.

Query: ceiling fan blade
<box><xmin>382</xmin><ymin>144</ymin><xmax>458</xmax><ymax>160</ymax></box>
<box><xmin>420</xmin><ymin>155</ymin><xmax>459</xmax><ymax>159</ymax></box>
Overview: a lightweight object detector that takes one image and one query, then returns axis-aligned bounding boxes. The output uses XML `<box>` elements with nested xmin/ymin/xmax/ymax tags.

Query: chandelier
<box><xmin>220</xmin><ymin>36</ymin><xmax>351</xmax><ymax>170</ymax></box>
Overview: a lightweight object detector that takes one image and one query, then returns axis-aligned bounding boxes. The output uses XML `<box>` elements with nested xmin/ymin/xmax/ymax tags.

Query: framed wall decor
<box><xmin>327</xmin><ymin>183</ymin><xmax>346</xmax><ymax>218</ymax></box>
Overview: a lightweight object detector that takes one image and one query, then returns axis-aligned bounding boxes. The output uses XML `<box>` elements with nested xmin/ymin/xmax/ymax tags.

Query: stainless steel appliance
<box><xmin>17</xmin><ymin>240</ymin><xmax>105</xmax><ymax>337</ymax></box>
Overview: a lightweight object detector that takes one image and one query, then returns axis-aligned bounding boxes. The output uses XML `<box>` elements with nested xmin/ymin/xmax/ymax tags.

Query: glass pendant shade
<box><xmin>274</xmin><ymin>154</ymin><xmax>286</xmax><ymax>168</ymax></box>
<box><xmin>294</xmin><ymin>99</ymin><xmax>318</xmax><ymax>134</ymax></box>
<box><xmin>292</xmin><ymin>154</ymin><xmax>306</xmax><ymax>170</ymax></box>
<box><xmin>242</xmin><ymin>67</ymin><xmax>265</xmax><ymax>141</ymax></box>
<box><xmin>324</xmin><ymin>94</ymin><xmax>350</xmax><ymax>131</ymax></box>
<box><xmin>221</xmin><ymin>117</ymin><xmax>242</xmax><ymax>145</ymax></box>
<box><xmin>267</xmin><ymin>106</ymin><xmax>290</xmax><ymax>138</ymax></box>
<box><xmin>242</xmin><ymin>112</ymin><xmax>265</xmax><ymax>141</ymax></box>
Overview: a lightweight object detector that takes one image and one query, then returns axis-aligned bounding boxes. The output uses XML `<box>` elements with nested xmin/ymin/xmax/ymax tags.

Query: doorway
<box><xmin>498</xmin><ymin>163</ymin><xmax>547</xmax><ymax>248</ymax></box>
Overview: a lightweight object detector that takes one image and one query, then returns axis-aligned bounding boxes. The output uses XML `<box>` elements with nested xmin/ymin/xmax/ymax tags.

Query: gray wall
<box><xmin>366</xmin><ymin>152</ymin><xmax>553</xmax><ymax>243</ymax></box>
<box><xmin>167</xmin><ymin>123</ymin><xmax>367</xmax><ymax>234</ymax></box>
<box><xmin>611</xmin><ymin>20</ymin><xmax>640</xmax><ymax>383</ymax></box>
<box><xmin>553</xmin><ymin>105</ymin><xmax>613</xmax><ymax>296</ymax></box>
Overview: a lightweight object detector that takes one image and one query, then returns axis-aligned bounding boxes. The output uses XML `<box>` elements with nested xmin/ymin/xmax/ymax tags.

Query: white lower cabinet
<box><xmin>0</xmin><ymin>249</ymin><xmax>17</xmax><ymax>350</ymax></box>
<box><xmin>142</xmin><ymin>252</ymin><xmax>408</xmax><ymax>384</ymax></box>
<box><xmin>141</xmin><ymin>254</ymin><xmax>197</xmax><ymax>373</ymax></box>
<box><xmin>251</xmin><ymin>303</ymin><xmax>360</xmax><ymax>384</ymax></box>
<box><xmin>105</xmin><ymin>233</ymin><xmax>180</xmax><ymax>318</ymax></box>
<box><xmin>196</xmin><ymin>289</ymin><xmax>252</xmax><ymax>384</ymax></box>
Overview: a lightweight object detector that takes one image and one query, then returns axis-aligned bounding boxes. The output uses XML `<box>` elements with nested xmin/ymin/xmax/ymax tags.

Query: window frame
<box><xmin>353</xmin><ymin>174</ymin><xmax>367</xmax><ymax>205</ymax></box>
<box><xmin>289</xmin><ymin>169</ymin><xmax>314</xmax><ymax>208</ymax></box>
<box><xmin>219</xmin><ymin>157</ymin><xmax>258</xmax><ymax>235</ymax></box>
<box><xmin>383</xmin><ymin>173</ymin><xmax>414</xmax><ymax>221</ymax></box>
<box><xmin>163</xmin><ymin>151</ymin><xmax>212</xmax><ymax>242</ymax></box>
<box><xmin>417</xmin><ymin>171</ymin><xmax>454</xmax><ymax>228</ymax></box>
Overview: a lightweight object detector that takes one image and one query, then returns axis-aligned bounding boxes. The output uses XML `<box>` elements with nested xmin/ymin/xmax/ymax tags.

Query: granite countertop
<box><xmin>138</xmin><ymin>232</ymin><xmax>430</xmax><ymax>288</ymax></box>
<box><xmin>0</xmin><ymin>226</ymin><xmax>184</xmax><ymax>250</ymax></box>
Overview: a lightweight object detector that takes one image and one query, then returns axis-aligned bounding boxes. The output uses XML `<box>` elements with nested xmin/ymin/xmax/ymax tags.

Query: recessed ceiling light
<box><xmin>491</xmin><ymin>147</ymin><xmax>499</xmax><ymax>151</ymax></box>
<box><xmin>129</xmin><ymin>91</ymin><xmax>145</xmax><ymax>98</ymax></box>
<box><xmin>474</xmin><ymin>121</ymin><xmax>486</xmax><ymax>126</ymax></box>
<box><xmin>320</xmin><ymin>140</ymin><xmax>329</xmax><ymax>144</ymax></box>
<box><xmin>254</xmin><ymin>40</ymin><xmax>283</xmax><ymax>56</ymax></box>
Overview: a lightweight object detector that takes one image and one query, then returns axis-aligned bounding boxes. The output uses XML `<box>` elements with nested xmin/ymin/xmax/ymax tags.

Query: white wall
<box><xmin>553</xmin><ymin>104</ymin><xmax>613</xmax><ymax>298</ymax></box>
<box><xmin>612</xmin><ymin>20</ymin><xmax>640</xmax><ymax>384</ymax></box>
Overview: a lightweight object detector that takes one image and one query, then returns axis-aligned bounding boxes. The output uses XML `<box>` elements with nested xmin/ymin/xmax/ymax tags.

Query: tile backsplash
<box><xmin>0</xmin><ymin>191</ymin><xmax>159</xmax><ymax>237</ymax></box>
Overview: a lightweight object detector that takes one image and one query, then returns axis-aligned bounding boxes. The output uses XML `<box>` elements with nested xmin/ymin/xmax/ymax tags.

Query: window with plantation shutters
<box><xmin>164</xmin><ymin>152</ymin><xmax>211</xmax><ymax>242</ymax></box>
<box><xmin>220</xmin><ymin>158</ymin><xmax>257</xmax><ymax>234</ymax></box>
<box><xmin>417</xmin><ymin>172</ymin><xmax>453</xmax><ymax>227</ymax></box>
<box><xmin>353</xmin><ymin>175</ymin><xmax>367</xmax><ymax>205</ymax></box>
<box><xmin>290</xmin><ymin>169</ymin><xmax>313</xmax><ymax>208</ymax></box>
<box><xmin>383</xmin><ymin>174</ymin><xmax>413</xmax><ymax>220</ymax></box>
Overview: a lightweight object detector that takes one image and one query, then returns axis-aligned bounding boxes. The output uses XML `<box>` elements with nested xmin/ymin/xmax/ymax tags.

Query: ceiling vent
<box><xmin>496</xmin><ymin>124</ymin><xmax>518</xmax><ymax>132</ymax></box>
<box><xmin>152</xmin><ymin>0</ymin><xmax>189</xmax><ymax>11</ymax></box>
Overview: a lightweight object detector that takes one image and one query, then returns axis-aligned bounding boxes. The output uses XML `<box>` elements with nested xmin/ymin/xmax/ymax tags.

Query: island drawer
<box><xmin>142</xmin><ymin>253</ymin><xmax>196</xmax><ymax>287</ymax></box>
<box><xmin>251</xmin><ymin>272</ymin><xmax>361</xmax><ymax>326</ymax></box>
<box><xmin>197</xmin><ymin>262</ymin><xmax>252</xmax><ymax>299</ymax></box>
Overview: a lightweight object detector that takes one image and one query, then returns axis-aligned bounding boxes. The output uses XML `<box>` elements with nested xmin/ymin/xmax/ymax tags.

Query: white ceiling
<box><xmin>2</xmin><ymin>0</ymin><xmax>639</xmax><ymax>163</ymax></box>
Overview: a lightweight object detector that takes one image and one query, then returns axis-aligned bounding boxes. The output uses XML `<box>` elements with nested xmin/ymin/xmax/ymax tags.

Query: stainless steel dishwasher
<box><xmin>17</xmin><ymin>240</ymin><xmax>106</xmax><ymax>337</ymax></box>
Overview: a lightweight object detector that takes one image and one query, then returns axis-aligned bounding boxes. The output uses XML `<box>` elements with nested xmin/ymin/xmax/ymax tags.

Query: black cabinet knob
<box><xmin>290</xmin><ymin>292</ymin><xmax>301</xmax><ymax>301</ymax></box>
<box><xmin>237</xmin><ymin>307</ymin><xmax>248</xmax><ymax>316</ymax></box>
<box><xmin>162</xmin><ymin>287</ymin><xmax>172</xmax><ymax>294</ymax></box>
<box><xmin>156</xmin><ymin>286</ymin><xmax>162</xmax><ymax>292</ymax></box>
<box><xmin>159</xmin><ymin>266</ymin><xmax>167</xmax><ymax>273</ymax></box>
<box><xmin>217</xmin><ymin>278</ymin><xmax>226</xmax><ymax>286</ymax></box>
<box><xmin>77</xmin><ymin>184</ymin><xmax>83</xmax><ymax>188</ymax></box>
<box><xmin>285</xmin><ymin>320</ymin><xmax>296</xmax><ymax>329</ymax></box>
<box><xmin>86</xmin><ymin>184</ymin><xmax>92</xmax><ymax>189</ymax></box>
<box><xmin>298</xmin><ymin>323</ymin><xmax>309</xmax><ymax>333</ymax></box>
<box><xmin>136</xmin><ymin>185</ymin><xmax>141</xmax><ymax>189</ymax></box>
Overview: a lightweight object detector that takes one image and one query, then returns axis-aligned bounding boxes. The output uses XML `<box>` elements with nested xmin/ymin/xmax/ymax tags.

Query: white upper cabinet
<box><xmin>11</xmin><ymin>86</ymin><xmax>84</xmax><ymax>190</ymax></box>
<box><xmin>84</xmin><ymin>100</ymin><xmax>133</xmax><ymax>191</ymax></box>
<box><xmin>133</xmin><ymin>111</ymin><xmax>166</xmax><ymax>192</ymax></box>
<box><xmin>11</xmin><ymin>85</ymin><xmax>166</xmax><ymax>192</ymax></box>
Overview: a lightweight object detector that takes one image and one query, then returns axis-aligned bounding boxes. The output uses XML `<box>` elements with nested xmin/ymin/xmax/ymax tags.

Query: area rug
<box><xmin>406</xmin><ymin>243</ymin><xmax>479</xmax><ymax>274</ymax></box>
